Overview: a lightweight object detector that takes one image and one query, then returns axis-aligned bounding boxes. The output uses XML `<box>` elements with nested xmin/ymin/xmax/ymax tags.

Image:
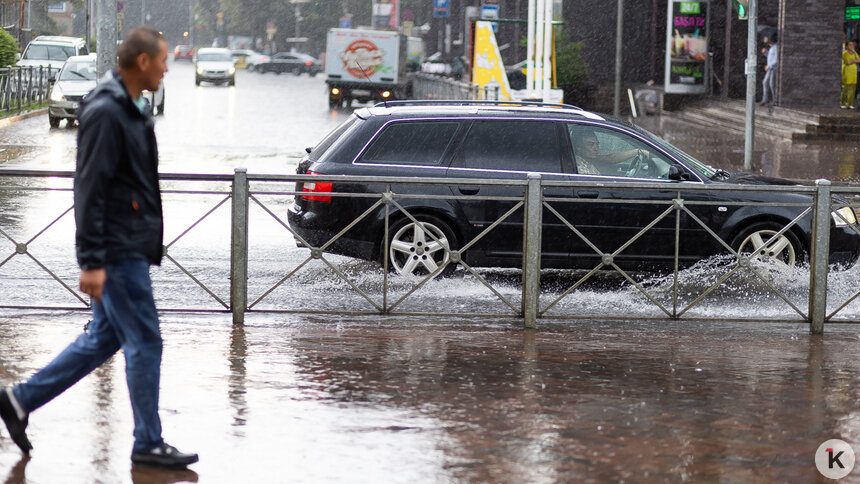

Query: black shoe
<box><xmin>132</xmin><ymin>443</ymin><xmax>198</xmax><ymax>469</ymax></box>
<box><xmin>0</xmin><ymin>387</ymin><xmax>32</xmax><ymax>454</ymax></box>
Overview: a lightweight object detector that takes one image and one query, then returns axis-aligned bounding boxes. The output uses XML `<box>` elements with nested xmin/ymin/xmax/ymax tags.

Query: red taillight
<box><xmin>305</xmin><ymin>61</ymin><xmax>312</xmax><ymax>66</ymax></box>
<box><xmin>302</xmin><ymin>172</ymin><xmax>332</xmax><ymax>202</ymax></box>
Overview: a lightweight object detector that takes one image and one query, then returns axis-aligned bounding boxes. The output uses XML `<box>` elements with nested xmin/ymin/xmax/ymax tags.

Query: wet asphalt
<box><xmin>1</xmin><ymin>60</ymin><xmax>860</xmax><ymax>482</ymax></box>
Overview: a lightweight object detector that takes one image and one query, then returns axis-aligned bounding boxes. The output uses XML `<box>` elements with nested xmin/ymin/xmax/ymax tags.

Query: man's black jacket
<box><xmin>74</xmin><ymin>71</ymin><xmax>163</xmax><ymax>269</ymax></box>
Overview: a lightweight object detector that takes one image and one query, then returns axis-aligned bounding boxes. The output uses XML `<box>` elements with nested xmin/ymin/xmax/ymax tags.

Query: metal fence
<box><xmin>2</xmin><ymin>169</ymin><xmax>860</xmax><ymax>334</ymax></box>
<box><xmin>0</xmin><ymin>66</ymin><xmax>53</xmax><ymax>113</ymax></box>
<box><xmin>411</xmin><ymin>73</ymin><xmax>500</xmax><ymax>101</ymax></box>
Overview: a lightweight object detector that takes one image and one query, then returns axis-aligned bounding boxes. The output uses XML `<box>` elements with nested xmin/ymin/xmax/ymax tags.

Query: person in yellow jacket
<box><xmin>843</xmin><ymin>40</ymin><xmax>860</xmax><ymax>109</ymax></box>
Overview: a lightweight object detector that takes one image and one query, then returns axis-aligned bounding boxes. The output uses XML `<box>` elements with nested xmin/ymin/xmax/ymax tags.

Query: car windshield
<box><xmin>631</xmin><ymin>124</ymin><xmax>717</xmax><ymax>178</ymax></box>
<box><xmin>59</xmin><ymin>61</ymin><xmax>96</xmax><ymax>81</ymax></box>
<box><xmin>24</xmin><ymin>44</ymin><xmax>76</xmax><ymax>61</ymax></box>
<box><xmin>198</xmin><ymin>52</ymin><xmax>231</xmax><ymax>62</ymax></box>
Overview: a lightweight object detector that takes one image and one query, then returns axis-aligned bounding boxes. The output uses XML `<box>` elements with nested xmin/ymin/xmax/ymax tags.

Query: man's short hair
<box><xmin>572</xmin><ymin>129</ymin><xmax>597</xmax><ymax>147</ymax></box>
<box><xmin>117</xmin><ymin>26</ymin><xmax>164</xmax><ymax>69</ymax></box>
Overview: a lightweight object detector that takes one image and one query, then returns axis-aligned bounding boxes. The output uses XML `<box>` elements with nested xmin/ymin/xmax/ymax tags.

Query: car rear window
<box><xmin>358</xmin><ymin>121</ymin><xmax>460</xmax><ymax>166</ymax></box>
<box><xmin>456</xmin><ymin>120</ymin><xmax>562</xmax><ymax>173</ymax></box>
<box><xmin>309</xmin><ymin>115</ymin><xmax>359</xmax><ymax>161</ymax></box>
<box><xmin>24</xmin><ymin>44</ymin><xmax>75</xmax><ymax>61</ymax></box>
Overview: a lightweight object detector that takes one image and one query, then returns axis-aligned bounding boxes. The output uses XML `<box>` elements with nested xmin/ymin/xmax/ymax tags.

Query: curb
<box><xmin>0</xmin><ymin>108</ymin><xmax>48</xmax><ymax>128</ymax></box>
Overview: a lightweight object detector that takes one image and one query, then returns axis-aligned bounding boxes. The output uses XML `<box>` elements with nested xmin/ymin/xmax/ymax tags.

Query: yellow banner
<box><xmin>472</xmin><ymin>21</ymin><xmax>512</xmax><ymax>101</ymax></box>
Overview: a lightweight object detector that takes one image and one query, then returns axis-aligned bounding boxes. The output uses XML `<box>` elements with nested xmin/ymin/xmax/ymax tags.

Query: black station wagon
<box><xmin>287</xmin><ymin>101</ymin><xmax>860</xmax><ymax>276</ymax></box>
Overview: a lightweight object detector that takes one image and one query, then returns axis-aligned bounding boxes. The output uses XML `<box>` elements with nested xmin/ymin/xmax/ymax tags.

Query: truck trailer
<box><xmin>325</xmin><ymin>28</ymin><xmax>409</xmax><ymax>108</ymax></box>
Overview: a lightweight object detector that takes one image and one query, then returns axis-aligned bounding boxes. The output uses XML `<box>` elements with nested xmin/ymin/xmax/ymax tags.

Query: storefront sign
<box><xmin>664</xmin><ymin>0</ymin><xmax>709</xmax><ymax>94</ymax></box>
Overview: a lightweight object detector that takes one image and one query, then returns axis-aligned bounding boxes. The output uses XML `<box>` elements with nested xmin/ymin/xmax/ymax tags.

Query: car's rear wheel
<box><xmin>384</xmin><ymin>215</ymin><xmax>457</xmax><ymax>277</ymax></box>
<box><xmin>731</xmin><ymin>222</ymin><xmax>804</xmax><ymax>266</ymax></box>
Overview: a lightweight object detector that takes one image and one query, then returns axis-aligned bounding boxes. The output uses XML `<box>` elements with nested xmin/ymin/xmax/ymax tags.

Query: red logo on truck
<box><xmin>339</xmin><ymin>39</ymin><xmax>386</xmax><ymax>79</ymax></box>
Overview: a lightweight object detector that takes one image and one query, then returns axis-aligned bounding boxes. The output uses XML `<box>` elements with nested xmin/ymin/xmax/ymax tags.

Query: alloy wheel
<box><xmin>737</xmin><ymin>229</ymin><xmax>797</xmax><ymax>265</ymax></box>
<box><xmin>389</xmin><ymin>221</ymin><xmax>451</xmax><ymax>276</ymax></box>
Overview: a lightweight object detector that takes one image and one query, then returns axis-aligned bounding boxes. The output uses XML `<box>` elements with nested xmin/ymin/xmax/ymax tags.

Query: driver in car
<box><xmin>573</xmin><ymin>130</ymin><xmax>649</xmax><ymax>176</ymax></box>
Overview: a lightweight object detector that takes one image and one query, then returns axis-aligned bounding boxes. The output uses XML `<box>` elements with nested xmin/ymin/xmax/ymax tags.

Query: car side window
<box><xmin>457</xmin><ymin>120</ymin><xmax>562</xmax><ymax>173</ymax></box>
<box><xmin>568</xmin><ymin>124</ymin><xmax>676</xmax><ymax>179</ymax></box>
<box><xmin>359</xmin><ymin>121</ymin><xmax>460</xmax><ymax>166</ymax></box>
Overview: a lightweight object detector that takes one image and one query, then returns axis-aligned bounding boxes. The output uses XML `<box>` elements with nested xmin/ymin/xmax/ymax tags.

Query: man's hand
<box><xmin>80</xmin><ymin>268</ymin><xmax>106</xmax><ymax>303</ymax></box>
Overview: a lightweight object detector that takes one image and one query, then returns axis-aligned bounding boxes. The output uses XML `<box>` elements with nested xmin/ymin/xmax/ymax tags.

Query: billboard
<box><xmin>664</xmin><ymin>0</ymin><xmax>709</xmax><ymax>94</ymax></box>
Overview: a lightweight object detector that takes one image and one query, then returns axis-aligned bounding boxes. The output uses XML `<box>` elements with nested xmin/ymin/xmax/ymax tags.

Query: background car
<box><xmin>256</xmin><ymin>52</ymin><xmax>322</xmax><ymax>75</ymax></box>
<box><xmin>231</xmin><ymin>49</ymin><xmax>269</xmax><ymax>71</ymax></box>
<box><xmin>174</xmin><ymin>45</ymin><xmax>194</xmax><ymax>61</ymax></box>
<box><xmin>17</xmin><ymin>35</ymin><xmax>88</xmax><ymax>73</ymax></box>
<box><xmin>48</xmin><ymin>53</ymin><xmax>97</xmax><ymax>128</ymax></box>
<box><xmin>142</xmin><ymin>80</ymin><xmax>166</xmax><ymax>116</ymax></box>
<box><xmin>195</xmin><ymin>47</ymin><xmax>236</xmax><ymax>86</ymax></box>
<box><xmin>288</xmin><ymin>101</ymin><xmax>860</xmax><ymax>277</ymax></box>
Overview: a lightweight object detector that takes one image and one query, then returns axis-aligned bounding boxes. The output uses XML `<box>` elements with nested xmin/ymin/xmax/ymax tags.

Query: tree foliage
<box><xmin>0</xmin><ymin>28</ymin><xmax>18</xmax><ymax>67</ymax></box>
<box><xmin>555</xmin><ymin>31</ymin><xmax>588</xmax><ymax>87</ymax></box>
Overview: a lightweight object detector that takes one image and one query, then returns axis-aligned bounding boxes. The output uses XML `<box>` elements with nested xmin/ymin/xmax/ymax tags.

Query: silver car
<box><xmin>48</xmin><ymin>53</ymin><xmax>97</xmax><ymax>128</ymax></box>
<box><xmin>195</xmin><ymin>48</ymin><xmax>236</xmax><ymax>86</ymax></box>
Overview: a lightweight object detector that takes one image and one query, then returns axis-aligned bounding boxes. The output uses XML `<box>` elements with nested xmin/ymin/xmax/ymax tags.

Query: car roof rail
<box><xmin>372</xmin><ymin>100</ymin><xmax>585</xmax><ymax>111</ymax></box>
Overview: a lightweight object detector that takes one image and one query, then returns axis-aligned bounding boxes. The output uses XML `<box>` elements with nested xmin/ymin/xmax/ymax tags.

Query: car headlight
<box><xmin>832</xmin><ymin>206</ymin><xmax>857</xmax><ymax>227</ymax></box>
<box><xmin>49</xmin><ymin>86</ymin><xmax>64</xmax><ymax>102</ymax></box>
<box><xmin>196</xmin><ymin>66</ymin><xmax>204</xmax><ymax>75</ymax></box>
<box><xmin>228</xmin><ymin>66</ymin><xmax>235</xmax><ymax>74</ymax></box>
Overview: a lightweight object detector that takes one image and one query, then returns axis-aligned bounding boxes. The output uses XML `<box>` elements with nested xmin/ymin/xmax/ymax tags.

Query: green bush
<box><xmin>0</xmin><ymin>28</ymin><xmax>18</xmax><ymax>67</ymax></box>
<box><xmin>555</xmin><ymin>31</ymin><xmax>588</xmax><ymax>88</ymax></box>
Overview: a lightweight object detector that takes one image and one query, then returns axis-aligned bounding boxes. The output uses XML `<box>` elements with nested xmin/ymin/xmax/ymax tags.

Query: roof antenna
<box><xmin>355</xmin><ymin>60</ymin><xmax>389</xmax><ymax>108</ymax></box>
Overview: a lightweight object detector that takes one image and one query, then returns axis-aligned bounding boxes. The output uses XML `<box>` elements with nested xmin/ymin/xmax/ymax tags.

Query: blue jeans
<box><xmin>13</xmin><ymin>259</ymin><xmax>164</xmax><ymax>452</ymax></box>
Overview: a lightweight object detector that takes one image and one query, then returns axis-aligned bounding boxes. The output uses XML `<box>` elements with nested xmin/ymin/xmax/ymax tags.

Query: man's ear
<box><xmin>136</xmin><ymin>52</ymin><xmax>151</xmax><ymax>71</ymax></box>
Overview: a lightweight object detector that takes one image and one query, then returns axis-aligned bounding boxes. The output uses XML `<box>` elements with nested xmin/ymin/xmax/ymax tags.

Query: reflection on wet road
<box><xmin>2</xmin><ymin>314</ymin><xmax>860</xmax><ymax>482</ymax></box>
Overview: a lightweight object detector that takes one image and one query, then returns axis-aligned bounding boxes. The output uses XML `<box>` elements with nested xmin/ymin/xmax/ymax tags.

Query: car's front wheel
<box><xmin>48</xmin><ymin>114</ymin><xmax>60</xmax><ymax>128</ymax></box>
<box><xmin>384</xmin><ymin>215</ymin><xmax>457</xmax><ymax>277</ymax></box>
<box><xmin>731</xmin><ymin>222</ymin><xmax>804</xmax><ymax>266</ymax></box>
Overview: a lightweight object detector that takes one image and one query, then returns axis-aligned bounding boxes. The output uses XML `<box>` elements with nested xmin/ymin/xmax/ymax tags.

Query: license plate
<box><xmin>70</xmin><ymin>102</ymin><xmax>78</xmax><ymax>109</ymax></box>
<box><xmin>351</xmin><ymin>89</ymin><xmax>370</xmax><ymax>96</ymax></box>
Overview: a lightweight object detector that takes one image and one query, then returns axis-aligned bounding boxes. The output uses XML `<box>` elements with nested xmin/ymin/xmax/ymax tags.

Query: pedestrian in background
<box><xmin>0</xmin><ymin>26</ymin><xmax>198</xmax><ymax>470</ymax></box>
<box><xmin>760</xmin><ymin>36</ymin><xmax>778</xmax><ymax>106</ymax></box>
<box><xmin>842</xmin><ymin>40</ymin><xmax>859</xmax><ymax>110</ymax></box>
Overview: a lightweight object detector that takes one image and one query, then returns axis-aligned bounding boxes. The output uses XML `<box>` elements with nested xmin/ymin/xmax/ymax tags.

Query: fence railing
<box><xmin>411</xmin><ymin>73</ymin><xmax>500</xmax><ymax>101</ymax></box>
<box><xmin>2</xmin><ymin>169</ymin><xmax>860</xmax><ymax>334</ymax></box>
<box><xmin>0</xmin><ymin>66</ymin><xmax>54</xmax><ymax>113</ymax></box>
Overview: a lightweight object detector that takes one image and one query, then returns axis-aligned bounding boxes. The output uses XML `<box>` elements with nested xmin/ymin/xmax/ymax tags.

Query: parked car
<box><xmin>231</xmin><ymin>49</ymin><xmax>269</xmax><ymax>71</ymax></box>
<box><xmin>48</xmin><ymin>53</ymin><xmax>97</xmax><ymax>128</ymax></box>
<box><xmin>17</xmin><ymin>35</ymin><xmax>88</xmax><ymax>73</ymax></box>
<box><xmin>257</xmin><ymin>52</ymin><xmax>322</xmax><ymax>75</ymax></box>
<box><xmin>174</xmin><ymin>44</ymin><xmax>194</xmax><ymax>61</ymax></box>
<box><xmin>288</xmin><ymin>101</ymin><xmax>860</xmax><ymax>277</ymax></box>
<box><xmin>195</xmin><ymin>47</ymin><xmax>235</xmax><ymax>86</ymax></box>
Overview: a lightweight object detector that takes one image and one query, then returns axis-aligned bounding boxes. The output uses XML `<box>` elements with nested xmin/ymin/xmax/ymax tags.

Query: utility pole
<box><xmin>743</xmin><ymin>0</ymin><xmax>757</xmax><ymax>171</ymax></box>
<box><xmin>614</xmin><ymin>0</ymin><xmax>624</xmax><ymax>116</ymax></box>
<box><xmin>96</xmin><ymin>0</ymin><xmax>117</xmax><ymax>79</ymax></box>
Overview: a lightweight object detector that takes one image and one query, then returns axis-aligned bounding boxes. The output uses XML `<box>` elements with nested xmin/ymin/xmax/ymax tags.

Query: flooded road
<box><xmin>2</xmin><ymin>60</ymin><xmax>860</xmax><ymax>481</ymax></box>
<box><xmin>2</xmin><ymin>313</ymin><xmax>860</xmax><ymax>482</ymax></box>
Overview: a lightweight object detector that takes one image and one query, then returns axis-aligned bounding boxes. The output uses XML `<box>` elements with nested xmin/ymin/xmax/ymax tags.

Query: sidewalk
<box><xmin>0</xmin><ymin>108</ymin><xmax>47</xmax><ymax>129</ymax></box>
<box><xmin>2</xmin><ymin>311</ymin><xmax>859</xmax><ymax>483</ymax></box>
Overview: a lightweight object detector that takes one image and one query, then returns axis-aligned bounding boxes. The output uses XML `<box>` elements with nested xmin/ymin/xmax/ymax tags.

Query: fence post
<box><xmin>522</xmin><ymin>173</ymin><xmax>542</xmax><ymax>328</ymax></box>
<box><xmin>231</xmin><ymin>168</ymin><xmax>250</xmax><ymax>324</ymax></box>
<box><xmin>809</xmin><ymin>179</ymin><xmax>831</xmax><ymax>334</ymax></box>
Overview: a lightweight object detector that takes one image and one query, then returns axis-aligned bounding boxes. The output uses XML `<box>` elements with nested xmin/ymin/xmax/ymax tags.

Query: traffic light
<box><xmin>732</xmin><ymin>0</ymin><xmax>749</xmax><ymax>19</ymax></box>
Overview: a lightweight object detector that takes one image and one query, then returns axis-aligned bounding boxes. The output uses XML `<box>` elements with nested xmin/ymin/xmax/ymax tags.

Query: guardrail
<box><xmin>411</xmin><ymin>73</ymin><xmax>500</xmax><ymax>101</ymax></box>
<box><xmin>0</xmin><ymin>66</ymin><xmax>53</xmax><ymax>113</ymax></box>
<box><xmin>1</xmin><ymin>169</ymin><xmax>859</xmax><ymax>334</ymax></box>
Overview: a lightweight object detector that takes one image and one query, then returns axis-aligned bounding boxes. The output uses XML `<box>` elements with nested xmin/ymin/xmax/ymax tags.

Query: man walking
<box><xmin>760</xmin><ymin>36</ymin><xmax>778</xmax><ymax>106</ymax></box>
<box><xmin>0</xmin><ymin>26</ymin><xmax>198</xmax><ymax>469</ymax></box>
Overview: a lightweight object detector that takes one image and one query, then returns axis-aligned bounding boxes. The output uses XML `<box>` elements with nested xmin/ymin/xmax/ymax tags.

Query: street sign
<box><xmin>339</xmin><ymin>17</ymin><xmax>352</xmax><ymax>28</ymax></box>
<box><xmin>481</xmin><ymin>5</ymin><xmax>499</xmax><ymax>32</ymax></box>
<box><xmin>433</xmin><ymin>0</ymin><xmax>450</xmax><ymax>18</ymax></box>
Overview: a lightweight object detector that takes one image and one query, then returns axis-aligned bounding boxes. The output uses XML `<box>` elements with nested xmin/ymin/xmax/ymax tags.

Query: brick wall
<box><xmin>777</xmin><ymin>0</ymin><xmax>844</xmax><ymax>108</ymax></box>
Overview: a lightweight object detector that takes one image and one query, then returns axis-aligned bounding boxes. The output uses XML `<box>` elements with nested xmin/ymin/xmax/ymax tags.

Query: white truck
<box><xmin>325</xmin><ymin>28</ymin><xmax>409</xmax><ymax>108</ymax></box>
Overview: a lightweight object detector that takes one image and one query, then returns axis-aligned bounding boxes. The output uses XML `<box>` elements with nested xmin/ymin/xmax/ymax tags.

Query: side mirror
<box><xmin>305</xmin><ymin>147</ymin><xmax>313</xmax><ymax>154</ymax></box>
<box><xmin>668</xmin><ymin>165</ymin><xmax>691</xmax><ymax>181</ymax></box>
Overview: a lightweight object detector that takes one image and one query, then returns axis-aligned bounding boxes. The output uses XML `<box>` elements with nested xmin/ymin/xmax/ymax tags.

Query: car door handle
<box><xmin>576</xmin><ymin>190</ymin><xmax>599</xmax><ymax>199</ymax></box>
<box><xmin>458</xmin><ymin>186</ymin><xmax>480</xmax><ymax>195</ymax></box>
